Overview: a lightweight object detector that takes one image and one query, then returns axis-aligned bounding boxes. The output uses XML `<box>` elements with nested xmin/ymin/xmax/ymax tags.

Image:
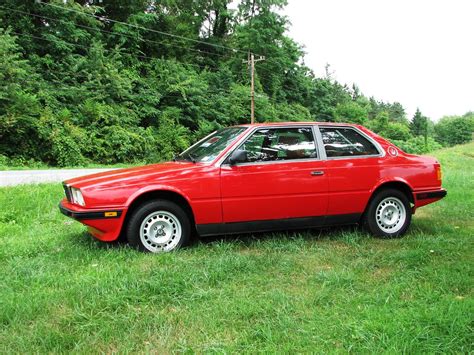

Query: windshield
<box><xmin>178</xmin><ymin>127</ymin><xmax>247</xmax><ymax>163</ymax></box>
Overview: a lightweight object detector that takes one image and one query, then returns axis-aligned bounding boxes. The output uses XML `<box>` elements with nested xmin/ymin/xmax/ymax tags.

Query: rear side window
<box><xmin>239</xmin><ymin>127</ymin><xmax>317</xmax><ymax>163</ymax></box>
<box><xmin>319</xmin><ymin>127</ymin><xmax>380</xmax><ymax>158</ymax></box>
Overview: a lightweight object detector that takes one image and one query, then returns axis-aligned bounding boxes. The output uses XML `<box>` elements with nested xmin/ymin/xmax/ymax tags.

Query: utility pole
<box><xmin>243</xmin><ymin>52</ymin><xmax>265</xmax><ymax>124</ymax></box>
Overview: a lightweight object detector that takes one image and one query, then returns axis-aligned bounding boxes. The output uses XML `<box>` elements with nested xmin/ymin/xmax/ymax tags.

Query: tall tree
<box><xmin>410</xmin><ymin>108</ymin><xmax>428</xmax><ymax>137</ymax></box>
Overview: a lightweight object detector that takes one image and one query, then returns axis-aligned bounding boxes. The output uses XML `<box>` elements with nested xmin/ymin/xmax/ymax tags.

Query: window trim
<box><xmin>220</xmin><ymin>125</ymin><xmax>321</xmax><ymax>166</ymax></box>
<box><xmin>316</xmin><ymin>125</ymin><xmax>385</xmax><ymax>160</ymax></box>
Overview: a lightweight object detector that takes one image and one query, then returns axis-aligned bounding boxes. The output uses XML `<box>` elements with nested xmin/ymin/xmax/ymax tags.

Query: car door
<box><xmin>318</xmin><ymin>125</ymin><xmax>384</xmax><ymax>218</ymax></box>
<box><xmin>220</xmin><ymin>126</ymin><xmax>328</xmax><ymax>223</ymax></box>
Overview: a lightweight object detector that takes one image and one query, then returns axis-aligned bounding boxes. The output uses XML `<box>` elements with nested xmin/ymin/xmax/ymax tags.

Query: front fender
<box><xmin>125</xmin><ymin>184</ymin><xmax>193</xmax><ymax>207</ymax></box>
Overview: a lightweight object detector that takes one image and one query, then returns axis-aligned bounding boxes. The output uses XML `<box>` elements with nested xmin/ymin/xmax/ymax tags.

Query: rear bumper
<box><xmin>413</xmin><ymin>188</ymin><xmax>447</xmax><ymax>210</ymax></box>
<box><xmin>416</xmin><ymin>189</ymin><xmax>447</xmax><ymax>200</ymax></box>
<box><xmin>59</xmin><ymin>199</ymin><xmax>126</xmax><ymax>242</ymax></box>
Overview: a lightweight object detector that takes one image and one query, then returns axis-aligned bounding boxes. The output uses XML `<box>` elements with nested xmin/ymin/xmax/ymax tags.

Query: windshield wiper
<box><xmin>174</xmin><ymin>152</ymin><xmax>196</xmax><ymax>163</ymax></box>
<box><xmin>185</xmin><ymin>152</ymin><xmax>196</xmax><ymax>163</ymax></box>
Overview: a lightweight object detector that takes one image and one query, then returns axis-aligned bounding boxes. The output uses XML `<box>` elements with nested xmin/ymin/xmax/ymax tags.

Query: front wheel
<box><xmin>364</xmin><ymin>188</ymin><xmax>412</xmax><ymax>238</ymax></box>
<box><xmin>126</xmin><ymin>200</ymin><xmax>191</xmax><ymax>252</ymax></box>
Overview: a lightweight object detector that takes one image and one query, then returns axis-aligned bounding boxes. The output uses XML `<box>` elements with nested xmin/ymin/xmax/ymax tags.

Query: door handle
<box><xmin>311</xmin><ymin>171</ymin><xmax>324</xmax><ymax>176</ymax></box>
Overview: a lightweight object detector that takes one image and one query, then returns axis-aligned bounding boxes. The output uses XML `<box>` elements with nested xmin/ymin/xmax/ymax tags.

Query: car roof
<box><xmin>234</xmin><ymin>121</ymin><xmax>360</xmax><ymax>128</ymax></box>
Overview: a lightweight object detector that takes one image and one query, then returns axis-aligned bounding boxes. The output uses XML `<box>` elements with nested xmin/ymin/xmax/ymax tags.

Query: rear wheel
<box><xmin>126</xmin><ymin>200</ymin><xmax>191</xmax><ymax>252</ymax></box>
<box><xmin>364</xmin><ymin>188</ymin><xmax>412</xmax><ymax>238</ymax></box>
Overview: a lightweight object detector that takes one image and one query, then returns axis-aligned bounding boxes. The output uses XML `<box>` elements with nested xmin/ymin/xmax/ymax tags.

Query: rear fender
<box><xmin>370</xmin><ymin>177</ymin><xmax>415</xmax><ymax>197</ymax></box>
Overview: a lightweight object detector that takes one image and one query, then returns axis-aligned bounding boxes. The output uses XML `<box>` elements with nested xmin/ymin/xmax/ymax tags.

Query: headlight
<box><xmin>71</xmin><ymin>187</ymin><xmax>85</xmax><ymax>206</ymax></box>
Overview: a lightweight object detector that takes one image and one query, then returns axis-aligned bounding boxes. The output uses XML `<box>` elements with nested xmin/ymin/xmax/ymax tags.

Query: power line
<box><xmin>1</xmin><ymin>5</ymin><xmax>279</xmax><ymax>79</ymax></box>
<box><xmin>5</xmin><ymin>32</ymin><xmax>238</xmax><ymax>100</ymax></box>
<box><xmin>6</xmin><ymin>26</ymin><xmax>280</xmax><ymax>106</ymax></box>
<box><xmin>2</xmin><ymin>5</ymin><xmax>282</xmax><ymax>80</ymax></box>
<box><xmin>38</xmin><ymin>0</ymin><xmax>254</xmax><ymax>56</ymax></box>
<box><xmin>1</xmin><ymin>6</ymin><xmax>283</xmax><ymax>122</ymax></box>
<box><xmin>4</xmin><ymin>75</ymin><xmax>232</xmax><ymax>103</ymax></box>
<box><xmin>8</xmin><ymin>30</ymin><xmax>214</xmax><ymax>72</ymax></box>
<box><xmin>0</xmin><ymin>5</ymin><xmax>228</xmax><ymax>59</ymax></box>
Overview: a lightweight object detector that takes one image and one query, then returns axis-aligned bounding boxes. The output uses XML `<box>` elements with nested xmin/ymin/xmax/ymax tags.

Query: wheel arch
<box><xmin>362</xmin><ymin>179</ymin><xmax>414</xmax><ymax>237</ymax></box>
<box><xmin>369</xmin><ymin>179</ymin><xmax>414</xmax><ymax>205</ymax></box>
<box><xmin>119</xmin><ymin>188</ymin><xmax>196</xmax><ymax>240</ymax></box>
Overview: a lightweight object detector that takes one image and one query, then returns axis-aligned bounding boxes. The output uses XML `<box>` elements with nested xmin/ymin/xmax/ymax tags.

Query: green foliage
<box><xmin>410</xmin><ymin>108</ymin><xmax>428</xmax><ymax>137</ymax></box>
<box><xmin>0</xmin><ymin>2</ymin><xmax>465</xmax><ymax>167</ymax></box>
<box><xmin>51</xmin><ymin>131</ymin><xmax>85</xmax><ymax>167</ymax></box>
<box><xmin>92</xmin><ymin>125</ymin><xmax>149</xmax><ymax>164</ymax></box>
<box><xmin>434</xmin><ymin>113</ymin><xmax>474</xmax><ymax>147</ymax></box>
<box><xmin>392</xmin><ymin>136</ymin><xmax>442</xmax><ymax>154</ymax></box>
<box><xmin>193</xmin><ymin>119</ymin><xmax>223</xmax><ymax>141</ymax></box>
<box><xmin>0</xmin><ymin>154</ymin><xmax>8</xmax><ymax>168</ymax></box>
<box><xmin>366</xmin><ymin>110</ymin><xmax>389</xmax><ymax>132</ymax></box>
<box><xmin>334</xmin><ymin>101</ymin><xmax>368</xmax><ymax>124</ymax></box>
<box><xmin>368</xmin><ymin>98</ymin><xmax>407</xmax><ymax>124</ymax></box>
<box><xmin>275</xmin><ymin>102</ymin><xmax>311</xmax><ymax>122</ymax></box>
<box><xmin>152</xmin><ymin>107</ymin><xmax>191</xmax><ymax>161</ymax></box>
<box><xmin>367</xmin><ymin>111</ymin><xmax>412</xmax><ymax>140</ymax></box>
<box><xmin>380</xmin><ymin>122</ymin><xmax>412</xmax><ymax>141</ymax></box>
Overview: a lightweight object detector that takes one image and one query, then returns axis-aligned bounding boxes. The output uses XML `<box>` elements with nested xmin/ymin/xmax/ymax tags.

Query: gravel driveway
<box><xmin>0</xmin><ymin>169</ymin><xmax>117</xmax><ymax>187</ymax></box>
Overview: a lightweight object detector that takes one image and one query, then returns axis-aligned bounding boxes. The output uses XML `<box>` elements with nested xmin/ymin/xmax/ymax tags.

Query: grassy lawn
<box><xmin>0</xmin><ymin>143</ymin><xmax>472</xmax><ymax>353</ymax></box>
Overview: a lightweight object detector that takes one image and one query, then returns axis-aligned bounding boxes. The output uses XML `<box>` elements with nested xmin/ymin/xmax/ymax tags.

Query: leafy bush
<box><xmin>334</xmin><ymin>101</ymin><xmax>368</xmax><ymax>124</ymax></box>
<box><xmin>392</xmin><ymin>136</ymin><xmax>442</xmax><ymax>154</ymax></box>
<box><xmin>366</xmin><ymin>112</ymin><xmax>412</xmax><ymax>141</ymax></box>
<box><xmin>89</xmin><ymin>126</ymin><xmax>151</xmax><ymax>164</ymax></box>
<box><xmin>151</xmin><ymin>108</ymin><xmax>190</xmax><ymax>162</ymax></box>
<box><xmin>193</xmin><ymin>120</ymin><xmax>222</xmax><ymax>142</ymax></box>
<box><xmin>435</xmin><ymin>114</ymin><xmax>474</xmax><ymax>146</ymax></box>
<box><xmin>0</xmin><ymin>154</ymin><xmax>8</xmax><ymax>168</ymax></box>
<box><xmin>379</xmin><ymin>122</ymin><xmax>412</xmax><ymax>141</ymax></box>
<box><xmin>275</xmin><ymin>103</ymin><xmax>312</xmax><ymax>122</ymax></box>
<box><xmin>51</xmin><ymin>131</ymin><xmax>85</xmax><ymax>167</ymax></box>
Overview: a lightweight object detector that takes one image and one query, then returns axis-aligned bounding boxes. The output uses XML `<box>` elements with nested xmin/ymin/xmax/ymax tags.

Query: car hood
<box><xmin>65</xmin><ymin>161</ymin><xmax>203</xmax><ymax>190</ymax></box>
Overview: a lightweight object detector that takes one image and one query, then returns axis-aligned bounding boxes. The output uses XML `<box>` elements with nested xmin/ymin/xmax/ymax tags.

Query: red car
<box><xmin>60</xmin><ymin>122</ymin><xmax>446</xmax><ymax>252</ymax></box>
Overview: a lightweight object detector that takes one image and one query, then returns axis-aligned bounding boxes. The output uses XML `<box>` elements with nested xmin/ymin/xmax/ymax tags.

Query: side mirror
<box><xmin>228</xmin><ymin>149</ymin><xmax>247</xmax><ymax>165</ymax></box>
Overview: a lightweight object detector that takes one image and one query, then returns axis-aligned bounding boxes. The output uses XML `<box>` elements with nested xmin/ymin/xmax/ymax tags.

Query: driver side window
<box><xmin>239</xmin><ymin>127</ymin><xmax>317</xmax><ymax>163</ymax></box>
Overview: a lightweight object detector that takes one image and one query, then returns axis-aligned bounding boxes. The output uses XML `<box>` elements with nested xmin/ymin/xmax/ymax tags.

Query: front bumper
<box><xmin>59</xmin><ymin>199</ymin><xmax>126</xmax><ymax>242</ymax></box>
<box><xmin>59</xmin><ymin>203</ymin><xmax>123</xmax><ymax>220</ymax></box>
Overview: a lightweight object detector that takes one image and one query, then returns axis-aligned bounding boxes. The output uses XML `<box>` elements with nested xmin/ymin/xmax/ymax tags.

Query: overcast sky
<box><xmin>283</xmin><ymin>0</ymin><xmax>473</xmax><ymax>121</ymax></box>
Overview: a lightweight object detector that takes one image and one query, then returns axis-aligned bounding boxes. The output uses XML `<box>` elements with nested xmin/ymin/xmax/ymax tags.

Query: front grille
<box><xmin>63</xmin><ymin>184</ymin><xmax>72</xmax><ymax>203</ymax></box>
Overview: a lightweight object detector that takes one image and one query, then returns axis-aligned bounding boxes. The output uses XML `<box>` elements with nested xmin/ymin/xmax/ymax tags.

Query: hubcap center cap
<box><xmin>383</xmin><ymin>207</ymin><xmax>396</xmax><ymax>222</ymax></box>
<box><xmin>381</xmin><ymin>206</ymin><xmax>398</xmax><ymax>225</ymax></box>
<box><xmin>149</xmin><ymin>221</ymin><xmax>171</xmax><ymax>243</ymax></box>
<box><xmin>155</xmin><ymin>224</ymin><xmax>166</xmax><ymax>236</ymax></box>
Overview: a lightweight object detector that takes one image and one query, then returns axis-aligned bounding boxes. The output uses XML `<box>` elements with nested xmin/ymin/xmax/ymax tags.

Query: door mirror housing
<box><xmin>228</xmin><ymin>149</ymin><xmax>247</xmax><ymax>165</ymax></box>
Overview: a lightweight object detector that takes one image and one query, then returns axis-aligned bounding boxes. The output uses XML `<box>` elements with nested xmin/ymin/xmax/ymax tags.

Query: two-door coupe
<box><xmin>59</xmin><ymin>122</ymin><xmax>447</xmax><ymax>252</ymax></box>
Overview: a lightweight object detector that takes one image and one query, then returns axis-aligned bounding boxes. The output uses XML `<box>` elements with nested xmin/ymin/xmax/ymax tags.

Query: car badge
<box><xmin>388</xmin><ymin>146</ymin><xmax>398</xmax><ymax>157</ymax></box>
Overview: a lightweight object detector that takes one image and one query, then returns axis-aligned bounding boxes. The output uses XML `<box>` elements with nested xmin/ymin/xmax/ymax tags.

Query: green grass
<box><xmin>0</xmin><ymin>143</ymin><xmax>473</xmax><ymax>353</ymax></box>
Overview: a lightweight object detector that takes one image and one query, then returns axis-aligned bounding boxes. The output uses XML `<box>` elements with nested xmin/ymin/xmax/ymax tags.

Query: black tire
<box><xmin>126</xmin><ymin>200</ymin><xmax>191</xmax><ymax>252</ymax></box>
<box><xmin>364</xmin><ymin>188</ymin><xmax>412</xmax><ymax>238</ymax></box>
